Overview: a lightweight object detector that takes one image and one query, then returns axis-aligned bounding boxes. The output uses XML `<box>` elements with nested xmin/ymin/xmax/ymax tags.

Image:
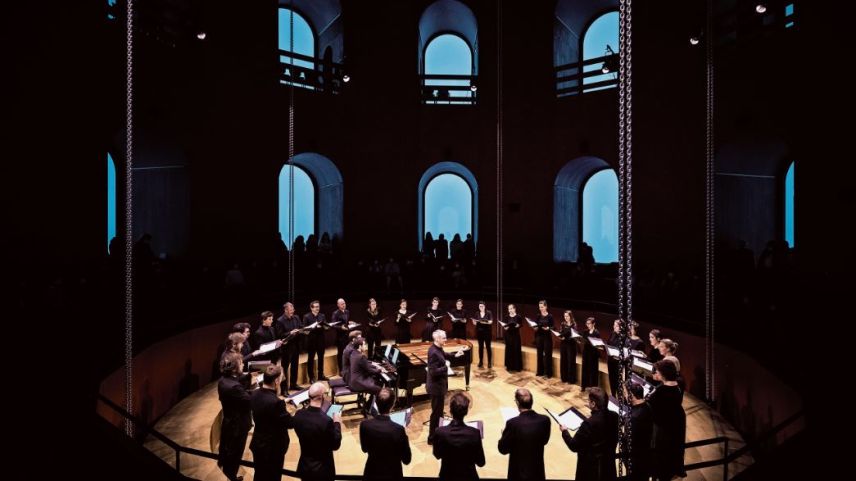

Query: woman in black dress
<box><xmin>422</xmin><ymin>297</ymin><xmax>443</xmax><ymax>341</ymax></box>
<box><xmin>629</xmin><ymin>321</ymin><xmax>646</xmax><ymax>352</ymax></box>
<box><xmin>365</xmin><ymin>298</ymin><xmax>384</xmax><ymax>357</ymax></box>
<box><xmin>503</xmin><ymin>303</ymin><xmax>523</xmax><ymax>372</ymax></box>
<box><xmin>647</xmin><ymin>328</ymin><xmax>664</xmax><ymax>363</ymax></box>
<box><xmin>558</xmin><ymin>310</ymin><xmax>579</xmax><ymax>384</ymax></box>
<box><xmin>607</xmin><ymin>319</ymin><xmax>624</xmax><ymax>395</ymax></box>
<box><xmin>394</xmin><ymin>299</ymin><xmax>413</xmax><ymax>344</ymax></box>
<box><xmin>581</xmin><ymin>317</ymin><xmax>602</xmax><ymax>389</ymax></box>
<box><xmin>474</xmin><ymin>300</ymin><xmax>493</xmax><ymax>368</ymax></box>
<box><xmin>647</xmin><ymin>359</ymin><xmax>686</xmax><ymax>481</ymax></box>
<box><xmin>535</xmin><ymin>300</ymin><xmax>555</xmax><ymax>378</ymax></box>
<box><xmin>448</xmin><ymin>298</ymin><xmax>468</xmax><ymax>340</ymax></box>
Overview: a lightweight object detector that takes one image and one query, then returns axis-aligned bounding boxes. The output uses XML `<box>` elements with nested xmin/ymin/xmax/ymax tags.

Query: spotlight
<box><xmin>342</xmin><ymin>74</ymin><xmax>351</xmax><ymax>83</ymax></box>
<box><xmin>196</xmin><ymin>31</ymin><xmax>206</xmax><ymax>40</ymax></box>
<box><xmin>755</xmin><ymin>4</ymin><xmax>767</xmax><ymax>14</ymax></box>
<box><xmin>601</xmin><ymin>64</ymin><xmax>610</xmax><ymax>74</ymax></box>
<box><xmin>689</xmin><ymin>36</ymin><xmax>700</xmax><ymax>46</ymax></box>
<box><xmin>470</xmin><ymin>84</ymin><xmax>478</xmax><ymax>92</ymax></box>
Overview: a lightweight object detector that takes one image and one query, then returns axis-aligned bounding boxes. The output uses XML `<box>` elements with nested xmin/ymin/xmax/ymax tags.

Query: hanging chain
<box><xmin>287</xmin><ymin>1</ymin><xmax>296</xmax><ymax>303</ymax></box>
<box><xmin>704</xmin><ymin>0</ymin><xmax>716</xmax><ymax>404</ymax></box>
<box><xmin>496</xmin><ymin>0</ymin><xmax>504</xmax><ymax>336</ymax></box>
<box><xmin>616</xmin><ymin>0</ymin><xmax>634</xmax><ymax>476</ymax></box>
<box><xmin>124</xmin><ymin>0</ymin><xmax>135</xmax><ymax>438</ymax></box>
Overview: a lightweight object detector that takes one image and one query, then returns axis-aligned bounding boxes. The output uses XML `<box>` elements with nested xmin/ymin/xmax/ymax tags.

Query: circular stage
<box><xmin>143</xmin><ymin>345</ymin><xmax>752</xmax><ymax>481</ymax></box>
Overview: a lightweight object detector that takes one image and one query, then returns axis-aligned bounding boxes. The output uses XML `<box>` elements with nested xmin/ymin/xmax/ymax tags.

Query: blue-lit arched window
<box><xmin>278</xmin><ymin>164</ymin><xmax>315</xmax><ymax>248</ymax></box>
<box><xmin>424</xmin><ymin>174</ymin><xmax>473</xmax><ymax>256</ymax></box>
<box><xmin>582</xmin><ymin>169</ymin><xmax>618</xmax><ymax>263</ymax></box>
<box><xmin>785</xmin><ymin>161</ymin><xmax>795</xmax><ymax>247</ymax></box>
<box><xmin>279</xmin><ymin>7</ymin><xmax>315</xmax><ymax>80</ymax></box>
<box><xmin>582</xmin><ymin>11</ymin><xmax>619</xmax><ymax>92</ymax></box>
<box><xmin>424</xmin><ymin>34</ymin><xmax>474</xmax><ymax>103</ymax></box>
<box><xmin>107</xmin><ymin>153</ymin><xmax>117</xmax><ymax>251</ymax></box>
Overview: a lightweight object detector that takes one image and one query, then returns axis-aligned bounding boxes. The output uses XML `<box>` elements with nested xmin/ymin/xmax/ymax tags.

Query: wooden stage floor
<box><xmin>144</xmin><ymin>345</ymin><xmax>752</xmax><ymax>480</ymax></box>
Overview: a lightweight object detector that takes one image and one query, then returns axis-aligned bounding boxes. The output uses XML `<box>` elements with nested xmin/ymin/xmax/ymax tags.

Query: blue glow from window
<box><xmin>107</xmin><ymin>0</ymin><xmax>116</xmax><ymax>20</ymax></box>
<box><xmin>785</xmin><ymin>161</ymin><xmax>794</xmax><ymax>247</ymax></box>
<box><xmin>785</xmin><ymin>3</ymin><xmax>794</xmax><ymax>16</ymax></box>
<box><xmin>278</xmin><ymin>8</ymin><xmax>315</xmax><ymax>70</ymax></box>
<box><xmin>582</xmin><ymin>169</ymin><xmax>618</xmax><ymax>263</ymax></box>
<box><xmin>278</xmin><ymin>165</ymin><xmax>315</xmax><ymax>248</ymax></box>
<box><xmin>425</xmin><ymin>34</ymin><xmax>473</xmax><ymax>99</ymax></box>
<box><xmin>424</xmin><ymin>174</ymin><xmax>472</xmax><ymax>254</ymax></box>
<box><xmin>583</xmin><ymin>11</ymin><xmax>619</xmax><ymax>91</ymax></box>
<box><xmin>107</xmin><ymin>153</ymin><xmax>117</xmax><ymax>251</ymax></box>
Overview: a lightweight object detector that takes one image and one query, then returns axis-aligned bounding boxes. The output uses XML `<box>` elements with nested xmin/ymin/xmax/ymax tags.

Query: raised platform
<box><xmin>143</xmin><ymin>344</ymin><xmax>752</xmax><ymax>481</ymax></box>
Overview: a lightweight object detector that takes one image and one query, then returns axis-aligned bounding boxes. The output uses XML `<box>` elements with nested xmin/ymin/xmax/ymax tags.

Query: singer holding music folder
<box><xmin>535</xmin><ymin>300</ymin><xmax>555</xmax><ymax>378</ymax></box>
<box><xmin>422</xmin><ymin>297</ymin><xmax>443</xmax><ymax>342</ymax></box>
<box><xmin>277</xmin><ymin>302</ymin><xmax>303</xmax><ymax>393</ymax></box>
<box><xmin>427</xmin><ymin>330</ymin><xmax>467</xmax><ymax>445</ymax></box>
<box><xmin>359</xmin><ymin>388</ymin><xmax>412</xmax><ymax>481</ymax></box>
<box><xmin>365</xmin><ymin>298</ymin><xmax>384</xmax><ymax>357</ymax></box>
<box><xmin>558</xmin><ymin>387</ymin><xmax>619</xmax><ymax>481</ymax></box>
<box><xmin>432</xmin><ymin>392</ymin><xmax>485</xmax><ymax>481</ymax></box>
<box><xmin>394</xmin><ymin>299</ymin><xmax>414</xmax><ymax>344</ymax></box>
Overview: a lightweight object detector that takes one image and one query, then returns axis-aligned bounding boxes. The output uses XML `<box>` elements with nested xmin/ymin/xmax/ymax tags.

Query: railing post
<box><xmin>175</xmin><ymin>449</ymin><xmax>181</xmax><ymax>474</ymax></box>
<box><xmin>723</xmin><ymin>438</ymin><xmax>729</xmax><ymax>481</ymax></box>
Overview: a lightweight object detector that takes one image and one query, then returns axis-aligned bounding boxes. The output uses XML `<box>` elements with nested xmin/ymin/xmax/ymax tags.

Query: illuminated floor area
<box><xmin>144</xmin><ymin>347</ymin><xmax>752</xmax><ymax>481</ymax></box>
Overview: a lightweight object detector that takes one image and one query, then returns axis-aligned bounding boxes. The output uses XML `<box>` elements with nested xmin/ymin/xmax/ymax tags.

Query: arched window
<box><xmin>582</xmin><ymin>11</ymin><xmax>619</xmax><ymax>92</ymax></box>
<box><xmin>424</xmin><ymin>34</ymin><xmax>474</xmax><ymax>104</ymax></box>
<box><xmin>785</xmin><ymin>161</ymin><xmax>795</xmax><ymax>247</ymax></box>
<box><xmin>418</xmin><ymin>0</ymin><xmax>479</xmax><ymax>105</ymax></box>
<box><xmin>418</xmin><ymin>162</ymin><xmax>478</xmax><ymax>255</ymax></box>
<box><xmin>278</xmin><ymin>164</ymin><xmax>315</xmax><ymax>248</ymax></box>
<box><xmin>582</xmin><ymin>169</ymin><xmax>618</xmax><ymax>263</ymax></box>
<box><xmin>279</xmin><ymin>7</ymin><xmax>316</xmax><ymax>84</ymax></box>
<box><xmin>107</xmin><ymin>153</ymin><xmax>117</xmax><ymax>251</ymax></box>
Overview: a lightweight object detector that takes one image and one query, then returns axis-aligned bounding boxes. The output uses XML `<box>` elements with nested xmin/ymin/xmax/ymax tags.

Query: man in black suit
<box><xmin>304</xmin><ymin>301</ymin><xmax>329</xmax><ymax>382</ymax></box>
<box><xmin>217</xmin><ymin>352</ymin><xmax>252</xmax><ymax>481</ymax></box>
<box><xmin>498</xmin><ymin>388</ymin><xmax>552</xmax><ymax>480</ymax></box>
<box><xmin>250</xmin><ymin>365</ymin><xmax>293</xmax><ymax>481</ymax></box>
<box><xmin>359</xmin><ymin>387</ymin><xmax>412</xmax><ymax>481</ymax></box>
<box><xmin>341</xmin><ymin>330</ymin><xmax>362</xmax><ymax>385</ymax></box>
<box><xmin>292</xmin><ymin>382</ymin><xmax>342</xmax><ymax>481</ymax></box>
<box><xmin>277</xmin><ymin>302</ymin><xmax>304</xmax><ymax>393</ymax></box>
<box><xmin>252</xmin><ymin>311</ymin><xmax>281</xmax><ymax>364</ymax></box>
<box><xmin>560</xmin><ymin>387</ymin><xmax>619</xmax><ymax>481</ymax></box>
<box><xmin>331</xmin><ymin>298</ymin><xmax>352</xmax><ymax>372</ymax></box>
<box><xmin>432</xmin><ymin>392</ymin><xmax>485</xmax><ymax>480</ymax></box>
<box><xmin>348</xmin><ymin>335</ymin><xmax>383</xmax><ymax>395</ymax></box>
<box><xmin>427</xmin><ymin>329</ymin><xmax>466</xmax><ymax>444</ymax></box>
<box><xmin>626</xmin><ymin>382</ymin><xmax>653</xmax><ymax>481</ymax></box>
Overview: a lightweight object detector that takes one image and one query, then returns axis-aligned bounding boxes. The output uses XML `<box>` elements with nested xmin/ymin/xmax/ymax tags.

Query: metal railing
<box><xmin>555</xmin><ymin>53</ymin><xmax>619</xmax><ymax>97</ymax></box>
<box><xmin>96</xmin><ymin>392</ymin><xmax>804</xmax><ymax>481</ymax></box>
<box><xmin>279</xmin><ymin>50</ymin><xmax>346</xmax><ymax>94</ymax></box>
<box><xmin>420</xmin><ymin>73</ymin><xmax>478</xmax><ymax>105</ymax></box>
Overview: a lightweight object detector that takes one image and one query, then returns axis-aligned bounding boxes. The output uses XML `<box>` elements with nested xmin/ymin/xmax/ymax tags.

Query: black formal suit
<box><xmin>627</xmin><ymin>402</ymin><xmax>654</xmax><ymax>481</ymax></box>
<box><xmin>331</xmin><ymin>308</ymin><xmax>351</xmax><ymax>372</ymax></box>
<box><xmin>277</xmin><ymin>313</ymin><xmax>303</xmax><ymax>388</ymax></box>
<box><xmin>250</xmin><ymin>387</ymin><xmax>293</xmax><ymax>481</ymax></box>
<box><xmin>647</xmin><ymin>384</ymin><xmax>685</xmax><ymax>481</ymax></box>
<box><xmin>561</xmin><ymin>408</ymin><xmax>619</xmax><ymax>481</ymax></box>
<box><xmin>303</xmin><ymin>312</ymin><xmax>328</xmax><ymax>381</ymax></box>
<box><xmin>349</xmin><ymin>349</ymin><xmax>382</xmax><ymax>394</ymax></box>
<box><xmin>341</xmin><ymin>343</ymin><xmax>356</xmax><ymax>384</ymax></box>
<box><xmin>427</xmin><ymin>343</ymin><xmax>452</xmax><ymax>442</ymax></box>
<box><xmin>433</xmin><ymin>419</ymin><xmax>485</xmax><ymax>480</ymax></box>
<box><xmin>359</xmin><ymin>414</ymin><xmax>412</xmax><ymax>481</ymax></box>
<box><xmin>497</xmin><ymin>410</ymin><xmax>552</xmax><ymax>481</ymax></box>
<box><xmin>218</xmin><ymin>375</ymin><xmax>252</xmax><ymax>481</ymax></box>
<box><xmin>252</xmin><ymin>324</ymin><xmax>281</xmax><ymax>363</ymax></box>
<box><xmin>293</xmin><ymin>406</ymin><xmax>342</xmax><ymax>481</ymax></box>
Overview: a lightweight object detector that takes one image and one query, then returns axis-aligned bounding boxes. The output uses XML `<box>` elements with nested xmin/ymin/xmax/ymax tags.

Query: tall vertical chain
<box><xmin>617</xmin><ymin>0</ymin><xmax>634</xmax><ymax>476</ymax></box>
<box><xmin>287</xmin><ymin>2</ymin><xmax>296</xmax><ymax>302</ymax></box>
<box><xmin>495</xmin><ymin>0</ymin><xmax>504</xmax><ymax>335</ymax></box>
<box><xmin>124</xmin><ymin>0</ymin><xmax>135</xmax><ymax>438</ymax></box>
<box><xmin>704</xmin><ymin>0</ymin><xmax>716</xmax><ymax>403</ymax></box>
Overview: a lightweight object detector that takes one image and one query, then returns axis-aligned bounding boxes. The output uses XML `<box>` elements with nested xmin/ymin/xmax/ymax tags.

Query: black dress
<box><xmin>535</xmin><ymin>313</ymin><xmax>555</xmax><ymax>377</ymax></box>
<box><xmin>366</xmin><ymin>308</ymin><xmax>384</xmax><ymax>358</ymax></box>
<box><xmin>559</xmin><ymin>324</ymin><xmax>578</xmax><ymax>384</ymax></box>
<box><xmin>503</xmin><ymin>314</ymin><xmax>523</xmax><ymax>372</ymax></box>
<box><xmin>647</xmin><ymin>384</ymin><xmax>686</xmax><ymax>481</ymax></box>
<box><xmin>394</xmin><ymin>310</ymin><xmax>412</xmax><ymax>344</ymax></box>
<box><xmin>581</xmin><ymin>328</ymin><xmax>602</xmax><ymax>389</ymax></box>
<box><xmin>449</xmin><ymin>308</ymin><xmax>468</xmax><ymax>340</ymax></box>
<box><xmin>607</xmin><ymin>331</ymin><xmax>623</xmax><ymax>396</ymax></box>
<box><xmin>423</xmin><ymin>307</ymin><xmax>443</xmax><ymax>342</ymax></box>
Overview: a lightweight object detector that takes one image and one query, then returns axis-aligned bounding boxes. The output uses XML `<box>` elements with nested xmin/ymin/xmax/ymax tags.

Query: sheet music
<box><xmin>447</xmin><ymin>312</ymin><xmax>464</xmax><ymax>323</ymax></box>
<box><xmin>390</xmin><ymin>408</ymin><xmax>412</xmax><ymax>427</ymax></box>
<box><xmin>259</xmin><ymin>341</ymin><xmax>279</xmax><ymax>353</ymax></box>
<box><xmin>328</xmin><ymin>321</ymin><xmax>342</xmax><ymax>327</ymax></box>
<box><xmin>288</xmin><ymin>389</ymin><xmax>310</xmax><ymax>406</ymax></box>
<box><xmin>500</xmin><ymin>407</ymin><xmax>519</xmax><ymax>423</ymax></box>
<box><xmin>633</xmin><ymin>356</ymin><xmax>653</xmax><ymax>372</ymax></box>
<box><xmin>549</xmin><ymin>408</ymin><xmax>585</xmax><ymax>431</ymax></box>
<box><xmin>608</xmin><ymin>398</ymin><xmax>620</xmax><ymax>414</ymax></box>
<box><xmin>606</xmin><ymin>345</ymin><xmax>620</xmax><ymax>357</ymax></box>
<box><xmin>551</xmin><ymin>329</ymin><xmax>563</xmax><ymax>338</ymax></box>
<box><xmin>526</xmin><ymin>318</ymin><xmax>538</xmax><ymax>328</ymax></box>
<box><xmin>304</xmin><ymin>321</ymin><xmax>319</xmax><ymax>330</ymax></box>
<box><xmin>326</xmin><ymin>404</ymin><xmax>343</xmax><ymax>418</ymax></box>
<box><xmin>498</xmin><ymin>320</ymin><xmax>508</xmax><ymax>327</ymax></box>
<box><xmin>570</xmin><ymin>328</ymin><xmax>582</xmax><ymax>338</ymax></box>
<box><xmin>587</xmin><ymin>336</ymin><xmax>605</xmax><ymax>347</ymax></box>
<box><xmin>440</xmin><ymin>419</ymin><xmax>484</xmax><ymax>438</ymax></box>
<box><xmin>348</xmin><ymin>321</ymin><xmax>361</xmax><ymax>329</ymax></box>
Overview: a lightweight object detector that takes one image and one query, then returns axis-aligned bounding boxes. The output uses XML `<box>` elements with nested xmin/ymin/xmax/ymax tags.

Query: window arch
<box><xmin>784</xmin><ymin>161</ymin><xmax>795</xmax><ymax>247</ymax></box>
<box><xmin>553</xmin><ymin>156</ymin><xmax>617</xmax><ymax>263</ymax></box>
<box><xmin>278</xmin><ymin>1</ymin><xmax>345</xmax><ymax>92</ymax></box>
<box><xmin>278</xmin><ymin>164</ymin><xmax>315</xmax><ymax>248</ymax></box>
<box><xmin>279</xmin><ymin>153</ymin><xmax>344</xmax><ymax>248</ymax></box>
<box><xmin>418</xmin><ymin>0</ymin><xmax>478</xmax><ymax>104</ymax></box>
<box><xmin>582</xmin><ymin>169</ymin><xmax>618</xmax><ymax>263</ymax></box>
<box><xmin>418</xmin><ymin>162</ymin><xmax>478</xmax><ymax>255</ymax></box>
<box><xmin>582</xmin><ymin>11</ymin><xmax>619</xmax><ymax>92</ymax></box>
<box><xmin>107</xmin><ymin>153</ymin><xmax>117</xmax><ymax>252</ymax></box>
